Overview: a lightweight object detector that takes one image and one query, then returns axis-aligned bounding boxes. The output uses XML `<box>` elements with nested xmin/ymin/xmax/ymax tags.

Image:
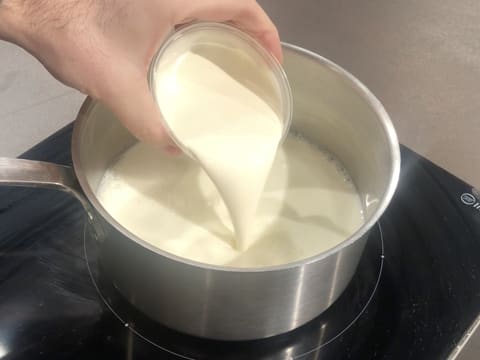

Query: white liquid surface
<box><xmin>153</xmin><ymin>51</ymin><xmax>283</xmax><ymax>250</ymax></box>
<box><xmin>97</xmin><ymin>136</ymin><xmax>364</xmax><ymax>268</ymax></box>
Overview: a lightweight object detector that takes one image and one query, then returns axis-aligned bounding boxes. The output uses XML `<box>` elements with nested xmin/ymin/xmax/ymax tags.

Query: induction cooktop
<box><xmin>0</xmin><ymin>124</ymin><xmax>479</xmax><ymax>359</ymax></box>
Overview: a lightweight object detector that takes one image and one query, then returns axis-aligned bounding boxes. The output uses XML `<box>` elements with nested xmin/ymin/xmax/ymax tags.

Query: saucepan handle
<box><xmin>0</xmin><ymin>157</ymin><xmax>79</xmax><ymax>192</ymax></box>
<box><xmin>0</xmin><ymin>157</ymin><xmax>94</xmax><ymax>212</ymax></box>
<box><xmin>0</xmin><ymin>157</ymin><xmax>104</xmax><ymax>237</ymax></box>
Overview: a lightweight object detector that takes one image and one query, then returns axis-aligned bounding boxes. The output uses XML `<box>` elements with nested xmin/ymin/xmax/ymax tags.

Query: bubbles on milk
<box><xmin>288</xmin><ymin>130</ymin><xmax>355</xmax><ymax>186</ymax></box>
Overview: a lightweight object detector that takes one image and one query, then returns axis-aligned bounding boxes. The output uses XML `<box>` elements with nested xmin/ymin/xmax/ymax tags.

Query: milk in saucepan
<box><xmin>97</xmin><ymin>135</ymin><xmax>364</xmax><ymax>268</ymax></box>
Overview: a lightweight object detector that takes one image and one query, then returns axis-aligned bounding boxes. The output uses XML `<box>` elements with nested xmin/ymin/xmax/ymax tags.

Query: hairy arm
<box><xmin>0</xmin><ymin>0</ymin><xmax>21</xmax><ymax>43</ymax></box>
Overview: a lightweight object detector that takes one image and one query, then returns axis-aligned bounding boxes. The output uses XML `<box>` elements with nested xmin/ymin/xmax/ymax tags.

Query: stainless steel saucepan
<box><xmin>0</xmin><ymin>44</ymin><xmax>400</xmax><ymax>340</ymax></box>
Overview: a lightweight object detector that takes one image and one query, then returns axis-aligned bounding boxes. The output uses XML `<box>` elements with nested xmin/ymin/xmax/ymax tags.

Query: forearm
<box><xmin>0</xmin><ymin>0</ymin><xmax>92</xmax><ymax>48</ymax></box>
<box><xmin>0</xmin><ymin>0</ymin><xmax>18</xmax><ymax>42</ymax></box>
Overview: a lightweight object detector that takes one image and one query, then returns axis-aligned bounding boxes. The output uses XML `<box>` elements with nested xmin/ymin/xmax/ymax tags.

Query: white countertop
<box><xmin>0</xmin><ymin>42</ymin><xmax>84</xmax><ymax>157</ymax></box>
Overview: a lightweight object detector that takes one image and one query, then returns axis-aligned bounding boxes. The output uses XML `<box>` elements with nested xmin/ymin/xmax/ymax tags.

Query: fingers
<box><xmin>97</xmin><ymin>61</ymin><xmax>174</xmax><ymax>149</ymax></box>
<box><xmin>229</xmin><ymin>1</ymin><xmax>283</xmax><ymax>62</ymax></box>
<box><xmin>175</xmin><ymin>0</ymin><xmax>282</xmax><ymax>62</ymax></box>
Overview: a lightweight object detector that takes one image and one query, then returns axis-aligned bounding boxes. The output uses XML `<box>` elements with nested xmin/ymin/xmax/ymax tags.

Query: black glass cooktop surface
<box><xmin>1</xmin><ymin>124</ymin><xmax>479</xmax><ymax>359</ymax></box>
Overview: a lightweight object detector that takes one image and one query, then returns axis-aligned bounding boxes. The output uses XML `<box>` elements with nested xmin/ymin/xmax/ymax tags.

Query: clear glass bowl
<box><xmin>148</xmin><ymin>22</ymin><xmax>293</xmax><ymax>155</ymax></box>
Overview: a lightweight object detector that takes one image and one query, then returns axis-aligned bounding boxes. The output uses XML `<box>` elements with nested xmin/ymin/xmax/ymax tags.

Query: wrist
<box><xmin>0</xmin><ymin>0</ymin><xmax>28</xmax><ymax>45</ymax></box>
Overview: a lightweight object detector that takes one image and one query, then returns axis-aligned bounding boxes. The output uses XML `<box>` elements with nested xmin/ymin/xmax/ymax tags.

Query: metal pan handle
<box><xmin>0</xmin><ymin>157</ymin><xmax>79</xmax><ymax>193</ymax></box>
<box><xmin>0</xmin><ymin>157</ymin><xmax>105</xmax><ymax>239</ymax></box>
<box><xmin>0</xmin><ymin>157</ymin><xmax>97</xmax><ymax>227</ymax></box>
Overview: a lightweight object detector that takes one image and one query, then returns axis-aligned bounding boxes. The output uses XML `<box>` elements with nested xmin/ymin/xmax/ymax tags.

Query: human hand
<box><xmin>0</xmin><ymin>0</ymin><xmax>281</xmax><ymax>149</ymax></box>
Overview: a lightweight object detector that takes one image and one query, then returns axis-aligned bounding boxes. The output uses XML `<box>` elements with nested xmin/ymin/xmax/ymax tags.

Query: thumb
<box><xmin>98</xmin><ymin>63</ymin><xmax>175</xmax><ymax>149</ymax></box>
